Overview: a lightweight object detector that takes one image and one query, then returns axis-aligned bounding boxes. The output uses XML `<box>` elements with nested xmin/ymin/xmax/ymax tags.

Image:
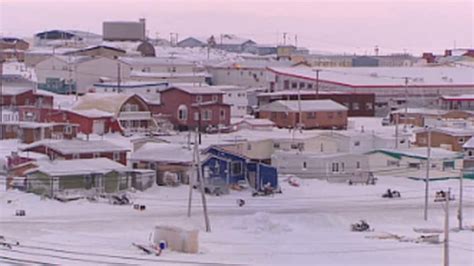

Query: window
<box><xmin>156</xmin><ymin>89</ymin><xmax>160</xmax><ymax>93</ymax></box>
<box><xmin>458</xmin><ymin>138</ymin><xmax>465</xmax><ymax>143</ymax></box>
<box><xmin>147</xmin><ymin>89</ymin><xmax>151</xmax><ymax>93</ymax></box>
<box><xmin>307</xmin><ymin>112</ymin><xmax>316</xmax><ymax>119</ymax></box>
<box><xmin>273</xmin><ymin>143</ymin><xmax>280</xmax><ymax>149</ymax></box>
<box><xmin>291</xmin><ymin>82</ymin><xmax>298</xmax><ymax>89</ymax></box>
<box><xmin>307</xmin><ymin>83</ymin><xmax>313</xmax><ymax>89</ymax></box>
<box><xmin>177</xmin><ymin>105</ymin><xmax>188</xmax><ymax>121</ymax></box>
<box><xmin>196</xmin><ymin>95</ymin><xmax>202</xmax><ymax>103</ymax></box>
<box><xmin>132</xmin><ymin>162</ymin><xmax>138</xmax><ymax>169</ymax></box>
<box><xmin>202</xmin><ymin>109</ymin><xmax>212</xmax><ymax>121</ymax></box>
<box><xmin>337</xmin><ymin>112</ymin><xmax>343</xmax><ymax>117</ymax></box>
<box><xmin>113</xmin><ymin>152</ymin><xmax>120</xmax><ymax>162</ymax></box>
<box><xmin>354</xmin><ymin>141</ymin><xmax>360</xmax><ymax>146</ymax></box>
<box><xmin>212</xmin><ymin>95</ymin><xmax>218</xmax><ymax>102</ymax></box>
<box><xmin>468</xmin><ymin>150</ymin><xmax>473</xmax><ymax>157</ymax></box>
<box><xmin>228</xmin><ymin>93</ymin><xmax>232</xmax><ymax>97</ymax></box>
<box><xmin>299</xmin><ymin>82</ymin><xmax>305</xmax><ymax>89</ymax></box>
<box><xmin>73</xmin><ymin>154</ymin><xmax>80</xmax><ymax>159</ymax></box>
<box><xmin>104</xmin><ymin>88</ymin><xmax>108</xmax><ymax>92</ymax></box>
<box><xmin>341</xmin><ymin>162</ymin><xmax>345</xmax><ymax>172</ymax></box>
<box><xmin>220</xmin><ymin>109</ymin><xmax>226</xmax><ymax>120</ymax></box>
<box><xmin>247</xmin><ymin>143</ymin><xmax>252</xmax><ymax>150</ymax></box>
<box><xmin>365</xmin><ymin>102</ymin><xmax>373</xmax><ymax>110</ymax></box>
<box><xmin>352</xmin><ymin>103</ymin><xmax>360</xmax><ymax>110</ymax></box>
<box><xmin>64</xmin><ymin>125</ymin><xmax>72</xmax><ymax>134</ymax></box>
<box><xmin>231</xmin><ymin>161</ymin><xmax>243</xmax><ymax>176</ymax></box>
<box><xmin>387</xmin><ymin>160</ymin><xmax>400</xmax><ymax>167</ymax></box>
<box><xmin>194</xmin><ymin>112</ymin><xmax>199</xmax><ymax>121</ymax></box>
<box><xmin>149</xmin><ymin>162</ymin><xmax>156</xmax><ymax>170</ymax></box>
<box><xmin>283</xmin><ymin>80</ymin><xmax>290</xmax><ymax>90</ymax></box>
<box><xmin>303</xmin><ymin>162</ymin><xmax>307</xmax><ymax>170</ymax></box>
<box><xmin>331</xmin><ymin>162</ymin><xmax>339</xmax><ymax>173</ymax></box>
<box><xmin>356</xmin><ymin>161</ymin><xmax>361</xmax><ymax>169</ymax></box>
<box><xmin>93</xmin><ymin>152</ymin><xmax>100</xmax><ymax>158</ymax></box>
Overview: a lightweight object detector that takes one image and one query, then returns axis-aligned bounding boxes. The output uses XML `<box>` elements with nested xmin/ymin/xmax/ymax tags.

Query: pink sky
<box><xmin>1</xmin><ymin>0</ymin><xmax>472</xmax><ymax>55</ymax></box>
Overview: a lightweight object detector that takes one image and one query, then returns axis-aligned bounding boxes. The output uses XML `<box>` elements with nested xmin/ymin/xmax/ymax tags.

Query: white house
<box><xmin>272</xmin><ymin>151</ymin><xmax>370</xmax><ymax>182</ymax></box>
<box><xmin>215</xmin><ymin>85</ymin><xmax>248</xmax><ymax>117</ymax></box>
<box><xmin>35</xmin><ymin>55</ymin><xmax>131</xmax><ymax>94</ymax></box>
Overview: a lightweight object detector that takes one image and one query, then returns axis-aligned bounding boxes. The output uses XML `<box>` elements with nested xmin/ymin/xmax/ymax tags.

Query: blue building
<box><xmin>201</xmin><ymin>146</ymin><xmax>278</xmax><ymax>192</ymax></box>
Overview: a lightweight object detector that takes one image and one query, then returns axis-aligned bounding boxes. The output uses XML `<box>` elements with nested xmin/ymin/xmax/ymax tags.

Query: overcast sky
<box><xmin>1</xmin><ymin>0</ymin><xmax>472</xmax><ymax>55</ymax></box>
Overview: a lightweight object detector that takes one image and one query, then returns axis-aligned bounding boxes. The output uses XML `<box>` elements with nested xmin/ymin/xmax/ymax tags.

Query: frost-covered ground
<box><xmin>0</xmin><ymin>176</ymin><xmax>473</xmax><ymax>265</ymax></box>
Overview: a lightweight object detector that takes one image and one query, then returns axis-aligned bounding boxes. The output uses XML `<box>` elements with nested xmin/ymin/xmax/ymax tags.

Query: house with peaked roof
<box><xmin>72</xmin><ymin>93</ymin><xmax>157</xmax><ymax>134</ymax></box>
<box><xmin>21</xmin><ymin>139</ymin><xmax>129</xmax><ymax>165</ymax></box>
<box><xmin>258</xmin><ymin>99</ymin><xmax>348</xmax><ymax>129</ymax></box>
<box><xmin>415</xmin><ymin>127</ymin><xmax>474</xmax><ymax>152</ymax></box>
<box><xmin>202</xmin><ymin>146</ymin><xmax>278</xmax><ymax>192</ymax></box>
<box><xmin>177</xmin><ymin>37</ymin><xmax>209</xmax><ymax>48</ymax></box>
<box><xmin>35</xmin><ymin>55</ymin><xmax>131</xmax><ymax>94</ymax></box>
<box><xmin>25</xmin><ymin>158</ymin><xmax>155</xmax><ymax>197</ymax></box>
<box><xmin>152</xmin><ymin>85</ymin><xmax>231</xmax><ymax>131</ymax></box>
<box><xmin>130</xmin><ymin>142</ymin><xmax>194</xmax><ymax>185</ymax></box>
<box><xmin>214</xmin><ymin>34</ymin><xmax>256</xmax><ymax>53</ymax></box>
<box><xmin>63</xmin><ymin>45</ymin><xmax>126</xmax><ymax>59</ymax></box>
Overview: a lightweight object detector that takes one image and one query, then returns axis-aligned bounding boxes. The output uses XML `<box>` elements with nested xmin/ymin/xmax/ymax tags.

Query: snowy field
<box><xmin>0</xmin><ymin>176</ymin><xmax>473</xmax><ymax>265</ymax></box>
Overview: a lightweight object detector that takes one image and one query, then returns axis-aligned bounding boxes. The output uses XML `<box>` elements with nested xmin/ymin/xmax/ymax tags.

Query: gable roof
<box><xmin>463</xmin><ymin>136</ymin><xmax>474</xmax><ymax>149</ymax></box>
<box><xmin>368</xmin><ymin>148</ymin><xmax>463</xmax><ymax>161</ymax></box>
<box><xmin>259</xmin><ymin>99</ymin><xmax>348</xmax><ymax>112</ymax></box>
<box><xmin>415</xmin><ymin>127</ymin><xmax>474</xmax><ymax>137</ymax></box>
<box><xmin>130</xmin><ymin>143</ymin><xmax>193</xmax><ymax>163</ymax></box>
<box><xmin>161</xmin><ymin>85</ymin><xmax>224</xmax><ymax>95</ymax></box>
<box><xmin>26</xmin><ymin>158</ymin><xmax>126</xmax><ymax>176</ymax></box>
<box><xmin>22</xmin><ymin>139</ymin><xmax>128</xmax><ymax>154</ymax></box>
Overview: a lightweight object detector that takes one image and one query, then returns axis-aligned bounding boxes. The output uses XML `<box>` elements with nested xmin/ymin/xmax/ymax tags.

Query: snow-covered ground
<box><xmin>0</xmin><ymin>117</ymin><xmax>472</xmax><ymax>265</ymax></box>
<box><xmin>0</xmin><ymin>176</ymin><xmax>473</xmax><ymax>265</ymax></box>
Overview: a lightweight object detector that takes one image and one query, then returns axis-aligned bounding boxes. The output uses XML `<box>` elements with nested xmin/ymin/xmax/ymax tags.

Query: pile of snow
<box><xmin>232</xmin><ymin>212</ymin><xmax>292</xmax><ymax>234</ymax></box>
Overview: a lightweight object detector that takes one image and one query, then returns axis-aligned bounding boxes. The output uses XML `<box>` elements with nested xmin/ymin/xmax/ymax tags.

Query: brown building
<box><xmin>258</xmin><ymin>99</ymin><xmax>348</xmax><ymax>130</ymax></box>
<box><xmin>257</xmin><ymin>90</ymin><xmax>375</xmax><ymax>117</ymax></box>
<box><xmin>0</xmin><ymin>121</ymin><xmax>78</xmax><ymax>143</ymax></box>
<box><xmin>390</xmin><ymin>108</ymin><xmax>474</xmax><ymax>127</ymax></box>
<box><xmin>21</xmin><ymin>139</ymin><xmax>129</xmax><ymax>165</ymax></box>
<box><xmin>1</xmin><ymin>88</ymin><xmax>53</xmax><ymax>109</ymax></box>
<box><xmin>64</xmin><ymin>45</ymin><xmax>126</xmax><ymax>59</ymax></box>
<box><xmin>0</xmin><ymin>37</ymin><xmax>30</xmax><ymax>61</ymax></box>
<box><xmin>151</xmin><ymin>85</ymin><xmax>231</xmax><ymax>131</ymax></box>
<box><xmin>415</xmin><ymin>127</ymin><xmax>474</xmax><ymax>152</ymax></box>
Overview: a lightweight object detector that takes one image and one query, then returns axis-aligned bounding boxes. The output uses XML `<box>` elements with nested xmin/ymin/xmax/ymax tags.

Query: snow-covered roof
<box><xmin>441</xmin><ymin>94</ymin><xmax>474</xmax><ymax>101</ymax></box>
<box><xmin>162</xmin><ymin>84</ymin><xmax>225</xmax><ymax>95</ymax></box>
<box><xmin>259</xmin><ymin>100</ymin><xmax>348</xmax><ymax>112</ymax></box>
<box><xmin>234</xmin><ymin>118</ymin><xmax>275</xmax><ymax>127</ymax></box>
<box><xmin>1</xmin><ymin>87</ymin><xmax>32</xmax><ymax>96</ymax></box>
<box><xmin>94</xmin><ymin>81</ymin><xmax>168</xmax><ymax>88</ymax></box>
<box><xmin>26</xmin><ymin>158</ymin><xmax>127</xmax><ymax>176</ymax></box>
<box><xmin>23</xmin><ymin>139</ymin><xmax>128</xmax><ymax>154</ymax></box>
<box><xmin>217</xmin><ymin>34</ymin><xmax>254</xmax><ymax>46</ymax></box>
<box><xmin>415</xmin><ymin>127</ymin><xmax>474</xmax><ymax>137</ymax></box>
<box><xmin>370</xmin><ymin>148</ymin><xmax>463</xmax><ymax>160</ymax></box>
<box><xmin>213</xmin><ymin>59</ymin><xmax>293</xmax><ymax>69</ymax></box>
<box><xmin>53</xmin><ymin>55</ymin><xmax>99</xmax><ymax>65</ymax></box>
<box><xmin>69</xmin><ymin>109</ymin><xmax>114</xmax><ymax>118</ymax></box>
<box><xmin>463</xmin><ymin>136</ymin><xmax>474</xmax><ymax>149</ymax></box>
<box><xmin>391</xmin><ymin>108</ymin><xmax>447</xmax><ymax>116</ymax></box>
<box><xmin>268</xmin><ymin>67</ymin><xmax>474</xmax><ymax>87</ymax></box>
<box><xmin>130</xmin><ymin>143</ymin><xmax>193</xmax><ymax>163</ymax></box>
<box><xmin>130</xmin><ymin>71</ymin><xmax>210</xmax><ymax>78</ymax></box>
<box><xmin>120</xmin><ymin>56</ymin><xmax>196</xmax><ymax>66</ymax></box>
<box><xmin>257</xmin><ymin>90</ymin><xmax>347</xmax><ymax>97</ymax></box>
<box><xmin>72</xmin><ymin>93</ymin><xmax>143</xmax><ymax>116</ymax></box>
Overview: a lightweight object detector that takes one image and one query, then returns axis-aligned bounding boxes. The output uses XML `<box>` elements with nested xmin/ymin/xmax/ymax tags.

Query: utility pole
<box><xmin>424</xmin><ymin>127</ymin><xmax>431</xmax><ymax>221</ymax></box>
<box><xmin>313</xmin><ymin>69</ymin><xmax>321</xmax><ymax>95</ymax></box>
<box><xmin>194</xmin><ymin>128</ymin><xmax>211</xmax><ymax>232</ymax></box>
<box><xmin>0</xmin><ymin>58</ymin><xmax>3</xmax><ymax>139</ymax></box>
<box><xmin>282</xmin><ymin>32</ymin><xmax>287</xmax><ymax>45</ymax></box>
<box><xmin>117</xmin><ymin>62</ymin><xmax>121</xmax><ymax>93</ymax></box>
<box><xmin>458</xmin><ymin>169</ymin><xmax>464</xmax><ymax>230</ymax></box>
<box><xmin>187</xmin><ymin>131</ymin><xmax>196</xmax><ymax>217</ymax></box>
<box><xmin>395</xmin><ymin>114</ymin><xmax>399</xmax><ymax>149</ymax></box>
<box><xmin>444</xmin><ymin>189</ymin><xmax>450</xmax><ymax>266</ymax></box>
<box><xmin>403</xmin><ymin>77</ymin><xmax>409</xmax><ymax>131</ymax></box>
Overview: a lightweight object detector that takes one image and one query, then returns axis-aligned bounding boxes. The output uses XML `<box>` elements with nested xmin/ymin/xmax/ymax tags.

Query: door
<box><xmin>93</xmin><ymin>120</ymin><xmax>105</xmax><ymax>135</ymax></box>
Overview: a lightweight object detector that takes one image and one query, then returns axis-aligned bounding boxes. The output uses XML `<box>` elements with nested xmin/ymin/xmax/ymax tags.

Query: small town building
<box><xmin>216</xmin><ymin>85</ymin><xmax>248</xmax><ymax>117</ymax></box>
<box><xmin>367</xmin><ymin>148</ymin><xmax>463</xmax><ymax>179</ymax></box>
<box><xmin>153</xmin><ymin>85</ymin><xmax>231</xmax><ymax>131</ymax></box>
<box><xmin>462</xmin><ymin>137</ymin><xmax>474</xmax><ymax>179</ymax></box>
<box><xmin>202</xmin><ymin>146</ymin><xmax>278</xmax><ymax>192</ymax></box>
<box><xmin>0</xmin><ymin>121</ymin><xmax>78</xmax><ymax>143</ymax></box>
<box><xmin>258</xmin><ymin>99</ymin><xmax>348</xmax><ymax>130</ymax></box>
<box><xmin>72</xmin><ymin>93</ymin><xmax>157</xmax><ymax>134</ymax></box>
<box><xmin>439</xmin><ymin>94</ymin><xmax>474</xmax><ymax>111</ymax></box>
<box><xmin>415</xmin><ymin>127</ymin><xmax>474</xmax><ymax>152</ymax></box>
<box><xmin>34</xmin><ymin>29</ymin><xmax>102</xmax><ymax>46</ymax></box>
<box><xmin>257</xmin><ymin>90</ymin><xmax>375</xmax><ymax>117</ymax></box>
<box><xmin>390</xmin><ymin>108</ymin><xmax>474</xmax><ymax>127</ymax></box>
<box><xmin>232</xmin><ymin>118</ymin><xmax>275</xmax><ymax>131</ymax></box>
<box><xmin>63</xmin><ymin>45</ymin><xmax>126</xmax><ymax>59</ymax></box>
<box><xmin>177</xmin><ymin>37</ymin><xmax>208</xmax><ymax>48</ymax></box>
<box><xmin>24</xmin><ymin>158</ymin><xmax>155</xmax><ymax>197</ymax></box>
<box><xmin>21</xmin><ymin>139</ymin><xmax>129</xmax><ymax>165</ymax></box>
<box><xmin>0</xmin><ymin>87</ymin><xmax>53</xmax><ymax>109</ymax></box>
<box><xmin>35</xmin><ymin>55</ymin><xmax>131</xmax><ymax>94</ymax></box>
<box><xmin>272</xmin><ymin>151</ymin><xmax>371</xmax><ymax>182</ymax></box>
<box><xmin>103</xmin><ymin>19</ymin><xmax>146</xmax><ymax>41</ymax></box>
<box><xmin>130</xmin><ymin>142</ymin><xmax>193</xmax><ymax>185</ymax></box>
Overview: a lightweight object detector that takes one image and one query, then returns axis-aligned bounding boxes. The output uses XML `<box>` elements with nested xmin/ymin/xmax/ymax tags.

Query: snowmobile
<box><xmin>351</xmin><ymin>220</ymin><xmax>371</xmax><ymax>232</ymax></box>
<box><xmin>382</xmin><ymin>189</ymin><xmax>401</xmax><ymax>198</ymax></box>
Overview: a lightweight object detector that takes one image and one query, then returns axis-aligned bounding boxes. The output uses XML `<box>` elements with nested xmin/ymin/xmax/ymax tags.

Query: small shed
<box><xmin>202</xmin><ymin>146</ymin><xmax>278</xmax><ymax>191</ymax></box>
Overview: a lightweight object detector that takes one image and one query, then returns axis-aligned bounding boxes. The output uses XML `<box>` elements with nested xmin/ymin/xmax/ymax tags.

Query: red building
<box><xmin>152</xmin><ymin>85</ymin><xmax>231</xmax><ymax>131</ymax></box>
<box><xmin>1</xmin><ymin>88</ymin><xmax>53</xmax><ymax>109</ymax></box>
<box><xmin>21</xmin><ymin>139</ymin><xmax>129</xmax><ymax>165</ymax></box>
